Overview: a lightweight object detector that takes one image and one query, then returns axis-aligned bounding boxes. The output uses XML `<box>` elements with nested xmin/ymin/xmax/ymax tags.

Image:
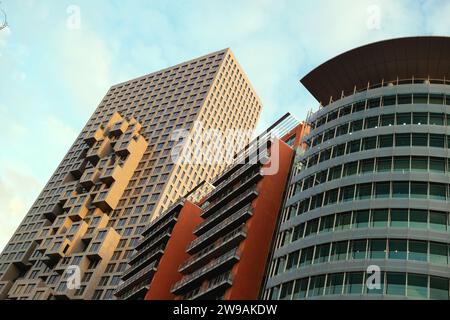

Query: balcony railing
<box><xmin>201</xmin><ymin>172</ymin><xmax>261</xmax><ymax>218</ymax></box>
<box><xmin>136</xmin><ymin>216</ymin><xmax>178</xmax><ymax>249</ymax></box>
<box><xmin>195</xmin><ymin>203</ymin><xmax>252</xmax><ymax>236</ymax></box>
<box><xmin>187</xmin><ymin>272</ymin><xmax>233</xmax><ymax>300</ymax></box>
<box><xmin>114</xmin><ymin>260</ymin><xmax>157</xmax><ymax>295</ymax></box>
<box><xmin>205</xmin><ymin>160</ymin><xmax>263</xmax><ymax>200</ymax></box>
<box><xmin>129</xmin><ymin>231</ymin><xmax>171</xmax><ymax>263</ymax></box>
<box><xmin>188</xmin><ymin>208</ymin><xmax>253</xmax><ymax>254</ymax></box>
<box><xmin>179</xmin><ymin>225</ymin><xmax>247</xmax><ymax>273</ymax></box>
<box><xmin>171</xmin><ymin>248</ymin><xmax>240</xmax><ymax>294</ymax></box>
<box><xmin>122</xmin><ymin>246</ymin><xmax>165</xmax><ymax>280</ymax></box>
<box><xmin>140</xmin><ymin>200</ymin><xmax>185</xmax><ymax>237</ymax></box>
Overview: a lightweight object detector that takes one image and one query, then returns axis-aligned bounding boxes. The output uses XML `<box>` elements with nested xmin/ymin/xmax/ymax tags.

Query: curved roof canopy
<box><xmin>301</xmin><ymin>36</ymin><xmax>450</xmax><ymax>105</ymax></box>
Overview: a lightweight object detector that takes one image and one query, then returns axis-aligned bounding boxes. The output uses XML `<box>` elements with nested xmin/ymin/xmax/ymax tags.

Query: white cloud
<box><xmin>41</xmin><ymin>115</ymin><xmax>78</xmax><ymax>147</ymax></box>
<box><xmin>50</xmin><ymin>28</ymin><xmax>114</xmax><ymax>114</ymax></box>
<box><xmin>0</xmin><ymin>166</ymin><xmax>41</xmax><ymax>251</ymax></box>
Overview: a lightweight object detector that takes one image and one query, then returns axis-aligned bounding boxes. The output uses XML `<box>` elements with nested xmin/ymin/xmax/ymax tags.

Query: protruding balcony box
<box><xmin>99</xmin><ymin>165</ymin><xmax>122</xmax><ymax>185</ymax></box>
<box><xmin>57</xmin><ymin>182</ymin><xmax>77</xmax><ymax>206</ymax></box>
<box><xmin>86</xmin><ymin>138</ymin><xmax>112</xmax><ymax>165</ymax></box>
<box><xmin>86</xmin><ymin>228</ymin><xmax>120</xmax><ymax>261</ymax></box>
<box><xmin>68</xmin><ymin>159</ymin><xmax>88</xmax><ymax>179</ymax></box>
<box><xmin>35</xmin><ymin>226</ymin><xmax>52</xmax><ymax>241</ymax></box>
<box><xmin>12</xmin><ymin>242</ymin><xmax>38</xmax><ymax>270</ymax></box>
<box><xmin>91</xmin><ymin>188</ymin><xmax>115</xmax><ymax>212</ymax></box>
<box><xmin>0</xmin><ymin>281</ymin><xmax>13</xmax><ymax>300</ymax></box>
<box><xmin>109</xmin><ymin>120</ymin><xmax>129</xmax><ymax>137</ymax></box>
<box><xmin>84</xmin><ymin>127</ymin><xmax>104</xmax><ymax>147</ymax></box>
<box><xmin>63</xmin><ymin>194</ymin><xmax>90</xmax><ymax>212</ymax></box>
<box><xmin>79</xmin><ymin>168</ymin><xmax>101</xmax><ymax>189</ymax></box>
<box><xmin>67</xmin><ymin>204</ymin><xmax>89</xmax><ymax>221</ymax></box>
<box><xmin>81</xmin><ymin>226</ymin><xmax>96</xmax><ymax>244</ymax></box>
<box><xmin>42</xmin><ymin>203</ymin><xmax>63</xmax><ymax>222</ymax></box>
<box><xmin>114</xmin><ymin>134</ymin><xmax>146</xmax><ymax>157</ymax></box>
<box><xmin>45</xmin><ymin>238</ymin><xmax>72</xmax><ymax>261</ymax></box>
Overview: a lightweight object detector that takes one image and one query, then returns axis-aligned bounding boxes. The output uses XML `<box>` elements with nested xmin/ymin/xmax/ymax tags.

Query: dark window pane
<box><xmin>368</xmin><ymin>98</ymin><xmax>381</xmax><ymax>109</ymax></box>
<box><xmin>375</xmin><ymin>182</ymin><xmax>390</xmax><ymax>198</ymax></box>
<box><xmin>430</xmin><ymin>134</ymin><xmax>445</xmax><ymax>148</ymax></box>
<box><xmin>343</xmin><ymin>162</ymin><xmax>358</xmax><ymax>176</ymax></box>
<box><xmin>398</xmin><ymin>94</ymin><xmax>412</xmax><ymax>105</ymax></box>
<box><xmin>335</xmin><ymin>212</ymin><xmax>352</xmax><ymax>230</ymax></box>
<box><xmin>414</xmin><ymin>93</ymin><xmax>428</xmax><ymax>104</ymax></box>
<box><xmin>347</xmin><ymin>140</ymin><xmax>361</xmax><ymax>153</ymax></box>
<box><xmin>411</xmin><ymin>156</ymin><xmax>427</xmax><ymax>171</ymax></box>
<box><xmin>407</xmin><ymin>274</ymin><xmax>428</xmax><ymax>298</ymax></box>
<box><xmin>408</xmin><ymin>241</ymin><xmax>427</xmax><ymax>262</ymax></box>
<box><xmin>386</xmin><ymin>272</ymin><xmax>406</xmax><ymax>296</ymax></box>
<box><xmin>326</xmin><ymin>273</ymin><xmax>344</xmax><ymax>295</ymax></box>
<box><xmin>362</xmin><ymin>137</ymin><xmax>377</xmax><ymax>150</ymax></box>
<box><xmin>393</xmin><ymin>156</ymin><xmax>409</xmax><ymax>171</ymax></box>
<box><xmin>360</xmin><ymin>159</ymin><xmax>374</xmax><ymax>173</ymax></box>
<box><xmin>365</xmin><ymin>116</ymin><xmax>379</xmax><ymax>129</ymax></box>
<box><xmin>353</xmin><ymin>210</ymin><xmax>369</xmax><ymax>228</ymax></box>
<box><xmin>381</xmin><ymin>114</ymin><xmax>394</xmax><ymax>126</ymax></box>
<box><xmin>430</xmin><ymin>276</ymin><xmax>449</xmax><ymax>300</ymax></box>
<box><xmin>377</xmin><ymin>157</ymin><xmax>391</xmax><ymax>172</ymax></box>
<box><xmin>410</xmin><ymin>210</ymin><xmax>427</xmax><ymax>229</ymax></box>
<box><xmin>331</xmin><ymin>241</ymin><xmax>348</xmax><ymax>261</ymax></box>
<box><xmin>395</xmin><ymin>133</ymin><xmax>411</xmax><ymax>147</ymax></box>
<box><xmin>319</xmin><ymin>215</ymin><xmax>334</xmax><ymax>233</ymax></box>
<box><xmin>379</xmin><ymin>134</ymin><xmax>393</xmax><ymax>148</ymax></box>
<box><xmin>383</xmin><ymin>95</ymin><xmax>396</xmax><ymax>106</ymax></box>
<box><xmin>412</xmin><ymin>133</ymin><xmax>428</xmax><ymax>146</ymax></box>
<box><xmin>430</xmin><ymin>211</ymin><xmax>447</xmax><ymax>231</ymax></box>
<box><xmin>430</xmin><ymin>94</ymin><xmax>444</xmax><ymax>105</ymax></box>
<box><xmin>351</xmin><ymin>240</ymin><xmax>367</xmax><ymax>259</ymax></box>
<box><xmin>430</xmin><ymin>183</ymin><xmax>446</xmax><ymax>200</ymax></box>
<box><xmin>390</xmin><ymin>209</ymin><xmax>408</xmax><ymax>228</ymax></box>
<box><xmin>393</xmin><ymin>181</ymin><xmax>409</xmax><ymax>198</ymax></box>
<box><xmin>370</xmin><ymin>239</ymin><xmax>386</xmax><ymax>258</ymax></box>
<box><xmin>345</xmin><ymin>272</ymin><xmax>364</xmax><ymax>294</ymax></box>
<box><xmin>430</xmin><ymin>157</ymin><xmax>445</xmax><ymax>173</ymax></box>
<box><xmin>350</xmin><ymin>120</ymin><xmax>363</xmax><ymax>132</ymax></box>
<box><xmin>389</xmin><ymin>239</ymin><xmax>407</xmax><ymax>259</ymax></box>
<box><xmin>352</xmin><ymin>101</ymin><xmax>366</xmax><ymax>112</ymax></box>
<box><xmin>430</xmin><ymin>242</ymin><xmax>448</xmax><ymax>265</ymax></box>
<box><xmin>309</xmin><ymin>275</ymin><xmax>326</xmax><ymax>297</ymax></box>
<box><xmin>396</xmin><ymin>113</ymin><xmax>411</xmax><ymax>125</ymax></box>
<box><xmin>357</xmin><ymin>183</ymin><xmax>372</xmax><ymax>200</ymax></box>
<box><xmin>413</xmin><ymin>112</ymin><xmax>428</xmax><ymax>125</ymax></box>
<box><xmin>372</xmin><ymin>209</ymin><xmax>388</xmax><ymax>228</ymax></box>
<box><xmin>411</xmin><ymin>182</ymin><xmax>428</xmax><ymax>198</ymax></box>
<box><xmin>430</xmin><ymin>113</ymin><xmax>444</xmax><ymax>125</ymax></box>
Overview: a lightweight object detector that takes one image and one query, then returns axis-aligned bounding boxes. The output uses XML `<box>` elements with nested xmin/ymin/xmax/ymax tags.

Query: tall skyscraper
<box><xmin>264</xmin><ymin>37</ymin><xmax>450</xmax><ymax>300</ymax></box>
<box><xmin>0</xmin><ymin>48</ymin><xmax>262</xmax><ymax>300</ymax></box>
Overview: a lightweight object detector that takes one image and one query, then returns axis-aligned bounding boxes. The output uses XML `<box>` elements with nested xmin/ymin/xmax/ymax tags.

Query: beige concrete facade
<box><xmin>0</xmin><ymin>49</ymin><xmax>262</xmax><ymax>299</ymax></box>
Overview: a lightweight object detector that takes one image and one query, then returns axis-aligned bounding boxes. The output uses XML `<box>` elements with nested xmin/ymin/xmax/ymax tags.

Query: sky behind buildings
<box><xmin>0</xmin><ymin>0</ymin><xmax>449</xmax><ymax>250</ymax></box>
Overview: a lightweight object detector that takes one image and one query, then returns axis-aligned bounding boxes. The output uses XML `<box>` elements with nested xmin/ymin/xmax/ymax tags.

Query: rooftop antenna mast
<box><xmin>0</xmin><ymin>2</ymin><xmax>8</xmax><ymax>31</ymax></box>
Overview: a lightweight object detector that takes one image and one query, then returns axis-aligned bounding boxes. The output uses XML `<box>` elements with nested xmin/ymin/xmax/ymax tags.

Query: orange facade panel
<box><xmin>145</xmin><ymin>202</ymin><xmax>203</xmax><ymax>300</ymax></box>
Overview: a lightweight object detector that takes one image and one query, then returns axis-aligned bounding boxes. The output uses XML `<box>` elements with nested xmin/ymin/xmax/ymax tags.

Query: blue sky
<box><xmin>0</xmin><ymin>0</ymin><xmax>449</xmax><ymax>250</ymax></box>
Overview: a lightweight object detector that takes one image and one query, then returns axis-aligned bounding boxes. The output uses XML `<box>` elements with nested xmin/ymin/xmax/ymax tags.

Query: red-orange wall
<box><xmin>145</xmin><ymin>201</ymin><xmax>203</xmax><ymax>300</ymax></box>
<box><xmin>225</xmin><ymin>140</ymin><xmax>294</xmax><ymax>299</ymax></box>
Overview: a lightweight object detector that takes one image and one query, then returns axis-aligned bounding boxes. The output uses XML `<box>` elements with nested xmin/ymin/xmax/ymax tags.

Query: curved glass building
<box><xmin>264</xmin><ymin>37</ymin><xmax>450</xmax><ymax>300</ymax></box>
